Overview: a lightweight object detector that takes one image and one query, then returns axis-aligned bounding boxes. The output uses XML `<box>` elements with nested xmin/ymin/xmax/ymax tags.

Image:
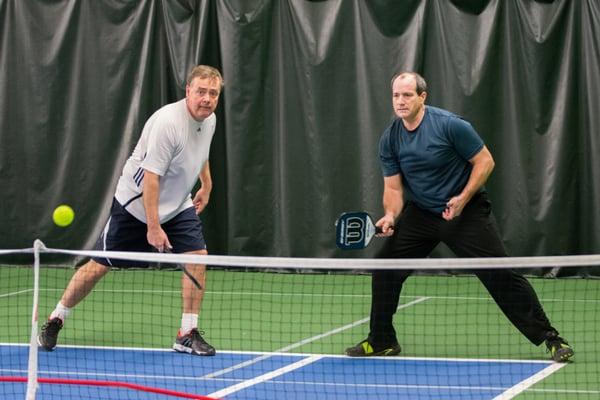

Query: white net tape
<box><xmin>3</xmin><ymin>239</ymin><xmax>600</xmax><ymax>271</ymax></box>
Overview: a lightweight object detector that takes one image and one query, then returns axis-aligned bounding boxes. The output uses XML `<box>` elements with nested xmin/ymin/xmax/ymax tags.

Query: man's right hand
<box><xmin>147</xmin><ymin>226</ymin><xmax>172</xmax><ymax>253</ymax></box>
<box><xmin>375</xmin><ymin>214</ymin><xmax>395</xmax><ymax>237</ymax></box>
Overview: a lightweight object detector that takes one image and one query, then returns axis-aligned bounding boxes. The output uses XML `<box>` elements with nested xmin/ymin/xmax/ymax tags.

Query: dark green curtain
<box><xmin>1</xmin><ymin>0</ymin><xmax>598</xmax><ymax>273</ymax></box>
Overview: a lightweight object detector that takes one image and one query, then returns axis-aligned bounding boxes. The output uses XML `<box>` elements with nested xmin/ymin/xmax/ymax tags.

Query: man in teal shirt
<box><xmin>345</xmin><ymin>72</ymin><xmax>574</xmax><ymax>362</ymax></box>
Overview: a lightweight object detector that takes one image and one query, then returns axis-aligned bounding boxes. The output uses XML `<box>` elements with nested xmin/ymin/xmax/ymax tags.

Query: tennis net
<box><xmin>1</xmin><ymin>240</ymin><xmax>599</xmax><ymax>399</ymax></box>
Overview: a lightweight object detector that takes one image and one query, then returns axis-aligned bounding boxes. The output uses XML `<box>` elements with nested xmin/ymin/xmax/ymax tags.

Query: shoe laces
<box><xmin>188</xmin><ymin>328</ymin><xmax>208</xmax><ymax>344</ymax></box>
<box><xmin>42</xmin><ymin>318</ymin><xmax>63</xmax><ymax>335</ymax></box>
<box><xmin>546</xmin><ymin>336</ymin><xmax>569</xmax><ymax>353</ymax></box>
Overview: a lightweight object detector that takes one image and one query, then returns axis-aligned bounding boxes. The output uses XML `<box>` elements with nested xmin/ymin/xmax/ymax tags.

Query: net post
<box><xmin>25</xmin><ymin>240</ymin><xmax>44</xmax><ymax>400</ymax></box>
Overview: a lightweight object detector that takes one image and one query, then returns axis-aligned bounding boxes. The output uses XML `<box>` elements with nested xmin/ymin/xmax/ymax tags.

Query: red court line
<box><xmin>0</xmin><ymin>376</ymin><xmax>219</xmax><ymax>399</ymax></box>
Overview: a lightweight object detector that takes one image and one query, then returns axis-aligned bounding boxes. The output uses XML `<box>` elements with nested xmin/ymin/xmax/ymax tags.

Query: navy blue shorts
<box><xmin>92</xmin><ymin>199</ymin><xmax>206</xmax><ymax>268</ymax></box>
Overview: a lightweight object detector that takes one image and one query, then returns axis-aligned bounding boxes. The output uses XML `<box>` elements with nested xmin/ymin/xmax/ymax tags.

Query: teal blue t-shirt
<box><xmin>379</xmin><ymin>106</ymin><xmax>484</xmax><ymax>214</ymax></box>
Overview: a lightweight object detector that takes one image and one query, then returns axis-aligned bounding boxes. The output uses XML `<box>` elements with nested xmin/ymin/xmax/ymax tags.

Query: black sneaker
<box><xmin>545</xmin><ymin>332</ymin><xmax>574</xmax><ymax>362</ymax></box>
<box><xmin>38</xmin><ymin>317</ymin><xmax>63</xmax><ymax>351</ymax></box>
<box><xmin>173</xmin><ymin>328</ymin><xmax>216</xmax><ymax>356</ymax></box>
<box><xmin>345</xmin><ymin>339</ymin><xmax>401</xmax><ymax>357</ymax></box>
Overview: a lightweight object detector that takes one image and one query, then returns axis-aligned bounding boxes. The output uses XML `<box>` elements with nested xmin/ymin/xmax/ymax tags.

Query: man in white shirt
<box><xmin>39</xmin><ymin>65</ymin><xmax>223</xmax><ymax>356</ymax></box>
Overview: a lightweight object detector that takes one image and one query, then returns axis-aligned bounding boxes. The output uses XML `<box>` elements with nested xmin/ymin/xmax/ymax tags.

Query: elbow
<box><xmin>484</xmin><ymin>149</ymin><xmax>495</xmax><ymax>174</ymax></box>
<box><xmin>488</xmin><ymin>157</ymin><xmax>495</xmax><ymax>173</ymax></box>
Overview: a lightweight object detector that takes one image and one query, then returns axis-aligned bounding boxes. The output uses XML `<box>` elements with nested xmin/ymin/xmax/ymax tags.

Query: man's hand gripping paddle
<box><xmin>335</xmin><ymin>212</ymin><xmax>383</xmax><ymax>250</ymax></box>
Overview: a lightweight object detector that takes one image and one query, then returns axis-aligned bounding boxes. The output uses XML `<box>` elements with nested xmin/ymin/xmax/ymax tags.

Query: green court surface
<box><xmin>1</xmin><ymin>265</ymin><xmax>599</xmax><ymax>399</ymax></box>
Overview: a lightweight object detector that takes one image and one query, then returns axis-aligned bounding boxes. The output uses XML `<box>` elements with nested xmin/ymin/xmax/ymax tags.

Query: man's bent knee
<box><xmin>78</xmin><ymin>259</ymin><xmax>111</xmax><ymax>280</ymax></box>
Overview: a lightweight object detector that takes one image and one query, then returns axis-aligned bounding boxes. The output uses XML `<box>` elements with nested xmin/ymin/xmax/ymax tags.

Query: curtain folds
<box><xmin>1</xmin><ymin>0</ymin><xmax>597</xmax><ymax>275</ymax></box>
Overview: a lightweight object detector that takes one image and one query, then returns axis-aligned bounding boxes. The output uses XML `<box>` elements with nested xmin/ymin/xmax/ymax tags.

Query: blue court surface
<box><xmin>0</xmin><ymin>344</ymin><xmax>563</xmax><ymax>399</ymax></box>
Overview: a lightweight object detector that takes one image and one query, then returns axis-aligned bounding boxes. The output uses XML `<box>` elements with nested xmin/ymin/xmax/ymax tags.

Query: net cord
<box><xmin>30</xmin><ymin>241</ymin><xmax>600</xmax><ymax>271</ymax></box>
<box><xmin>2</xmin><ymin>240</ymin><xmax>600</xmax><ymax>271</ymax></box>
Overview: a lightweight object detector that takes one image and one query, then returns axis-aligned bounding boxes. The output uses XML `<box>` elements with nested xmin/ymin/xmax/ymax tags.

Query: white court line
<box><xmin>207</xmin><ymin>355</ymin><xmax>322</xmax><ymax>398</ymax></box>
<box><xmin>219</xmin><ymin>378</ymin><xmax>599</xmax><ymax>396</ymax></box>
<box><xmin>406</xmin><ymin>295</ymin><xmax>600</xmax><ymax>304</ymax></box>
<box><xmin>206</xmin><ymin>291</ymin><xmax>372</xmax><ymax>298</ymax></box>
<box><xmin>38</xmin><ymin>288</ymin><xmax>180</xmax><ymax>294</ymax></box>
<box><xmin>492</xmin><ymin>362</ymin><xmax>567</xmax><ymax>399</ymax></box>
<box><xmin>0</xmin><ymin>368</ymin><xmax>232</xmax><ymax>383</ymax></box>
<box><xmin>200</xmin><ymin>354</ymin><xmax>273</xmax><ymax>379</ymax></box>
<box><xmin>0</xmin><ymin>342</ymin><xmax>556</xmax><ymax>364</ymax></box>
<box><xmin>0</xmin><ymin>289</ymin><xmax>32</xmax><ymax>298</ymax></box>
<box><xmin>251</xmin><ymin>379</ymin><xmax>509</xmax><ymax>391</ymax></box>
<box><xmin>258</xmin><ymin>379</ymin><xmax>600</xmax><ymax>397</ymax></box>
<box><xmin>525</xmin><ymin>388</ymin><xmax>600</xmax><ymax>395</ymax></box>
<box><xmin>38</xmin><ymin>288</ymin><xmax>372</xmax><ymax>297</ymax></box>
<box><xmin>201</xmin><ymin>297</ymin><xmax>430</xmax><ymax>379</ymax></box>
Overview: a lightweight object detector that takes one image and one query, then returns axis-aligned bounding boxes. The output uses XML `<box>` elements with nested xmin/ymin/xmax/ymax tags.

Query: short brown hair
<box><xmin>186</xmin><ymin>65</ymin><xmax>224</xmax><ymax>88</ymax></box>
<box><xmin>390</xmin><ymin>71</ymin><xmax>427</xmax><ymax>95</ymax></box>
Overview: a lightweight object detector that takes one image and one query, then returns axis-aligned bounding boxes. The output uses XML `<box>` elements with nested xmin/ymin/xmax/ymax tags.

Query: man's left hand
<box><xmin>442</xmin><ymin>195</ymin><xmax>468</xmax><ymax>221</ymax></box>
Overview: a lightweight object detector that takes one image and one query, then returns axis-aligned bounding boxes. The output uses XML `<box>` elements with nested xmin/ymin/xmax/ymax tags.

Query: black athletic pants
<box><xmin>368</xmin><ymin>193</ymin><xmax>556</xmax><ymax>347</ymax></box>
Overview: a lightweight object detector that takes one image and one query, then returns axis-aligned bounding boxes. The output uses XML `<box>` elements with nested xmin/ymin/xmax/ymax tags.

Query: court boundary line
<box><xmin>240</xmin><ymin>379</ymin><xmax>515</xmax><ymax>391</ymax></box>
<box><xmin>0</xmin><ymin>342</ymin><xmax>556</xmax><ymax>364</ymax></box>
<box><xmin>492</xmin><ymin>362</ymin><xmax>567</xmax><ymax>399</ymax></box>
<box><xmin>206</xmin><ymin>355</ymin><xmax>323</xmax><ymax>398</ymax></box>
<box><xmin>38</xmin><ymin>288</ymin><xmax>181</xmax><ymax>294</ymax></box>
<box><xmin>0</xmin><ymin>358</ymin><xmax>559</xmax><ymax>382</ymax></box>
<box><xmin>212</xmin><ymin>376</ymin><xmax>597</xmax><ymax>396</ymax></box>
<box><xmin>0</xmin><ymin>367</ymin><xmax>240</xmax><ymax>383</ymax></box>
<box><xmin>524</xmin><ymin>387</ymin><xmax>600</xmax><ymax>395</ymax></box>
<box><xmin>0</xmin><ymin>289</ymin><xmax>32</xmax><ymax>298</ymax></box>
<box><xmin>27</xmin><ymin>287</ymin><xmax>600</xmax><ymax>304</ymax></box>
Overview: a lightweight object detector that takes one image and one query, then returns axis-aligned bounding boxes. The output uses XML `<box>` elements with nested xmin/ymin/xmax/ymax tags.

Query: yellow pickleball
<box><xmin>53</xmin><ymin>205</ymin><xmax>75</xmax><ymax>227</ymax></box>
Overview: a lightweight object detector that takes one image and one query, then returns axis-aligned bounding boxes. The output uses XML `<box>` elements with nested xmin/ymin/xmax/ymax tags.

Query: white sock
<box><xmin>49</xmin><ymin>302</ymin><xmax>71</xmax><ymax>322</ymax></box>
<box><xmin>181</xmin><ymin>313</ymin><xmax>198</xmax><ymax>334</ymax></box>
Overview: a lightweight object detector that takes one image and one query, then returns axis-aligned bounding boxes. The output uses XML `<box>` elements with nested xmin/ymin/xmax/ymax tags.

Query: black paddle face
<box><xmin>335</xmin><ymin>212</ymin><xmax>377</xmax><ymax>250</ymax></box>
